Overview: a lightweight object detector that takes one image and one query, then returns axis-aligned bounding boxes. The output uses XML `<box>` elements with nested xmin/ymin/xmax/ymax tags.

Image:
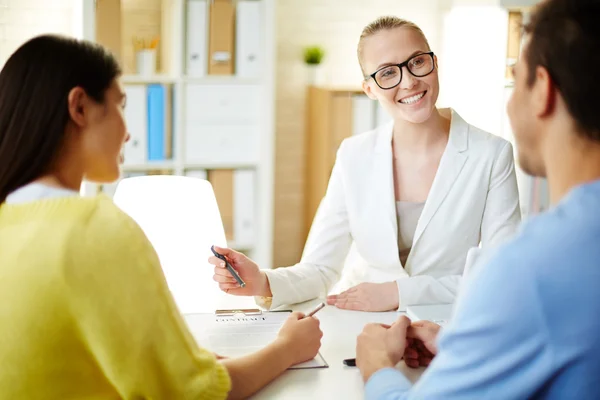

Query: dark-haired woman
<box><xmin>0</xmin><ymin>34</ymin><xmax>322</xmax><ymax>399</ymax></box>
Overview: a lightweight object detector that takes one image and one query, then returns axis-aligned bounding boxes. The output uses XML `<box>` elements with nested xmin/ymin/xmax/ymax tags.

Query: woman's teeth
<box><xmin>400</xmin><ymin>91</ymin><xmax>425</xmax><ymax>105</ymax></box>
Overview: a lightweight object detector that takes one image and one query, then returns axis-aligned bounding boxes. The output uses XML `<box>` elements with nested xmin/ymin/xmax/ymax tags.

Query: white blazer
<box><xmin>262</xmin><ymin>109</ymin><xmax>521</xmax><ymax>310</ymax></box>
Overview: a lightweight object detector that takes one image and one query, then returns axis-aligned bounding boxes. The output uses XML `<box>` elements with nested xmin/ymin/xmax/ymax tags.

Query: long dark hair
<box><xmin>0</xmin><ymin>34</ymin><xmax>121</xmax><ymax>203</ymax></box>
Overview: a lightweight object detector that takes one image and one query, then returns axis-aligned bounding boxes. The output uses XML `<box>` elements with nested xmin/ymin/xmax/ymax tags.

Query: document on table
<box><xmin>184</xmin><ymin>311</ymin><xmax>328</xmax><ymax>369</ymax></box>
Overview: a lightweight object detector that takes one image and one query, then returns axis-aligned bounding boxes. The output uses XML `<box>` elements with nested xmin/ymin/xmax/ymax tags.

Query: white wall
<box><xmin>437</xmin><ymin>2</ymin><xmax>509</xmax><ymax>136</ymax></box>
<box><xmin>305</xmin><ymin>0</ymin><xmax>444</xmax><ymax>86</ymax></box>
<box><xmin>0</xmin><ymin>0</ymin><xmax>76</xmax><ymax>67</ymax></box>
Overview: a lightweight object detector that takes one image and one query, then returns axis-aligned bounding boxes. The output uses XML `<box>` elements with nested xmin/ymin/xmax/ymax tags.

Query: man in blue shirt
<box><xmin>355</xmin><ymin>0</ymin><xmax>600</xmax><ymax>398</ymax></box>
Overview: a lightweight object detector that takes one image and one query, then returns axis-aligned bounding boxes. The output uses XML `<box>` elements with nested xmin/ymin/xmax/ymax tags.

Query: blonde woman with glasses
<box><xmin>210</xmin><ymin>16</ymin><xmax>521</xmax><ymax>312</ymax></box>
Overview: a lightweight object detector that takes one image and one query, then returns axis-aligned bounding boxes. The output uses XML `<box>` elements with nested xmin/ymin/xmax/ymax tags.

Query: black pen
<box><xmin>211</xmin><ymin>245</ymin><xmax>246</xmax><ymax>288</ymax></box>
<box><xmin>343</xmin><ymin>358</ymin><xmax>356</xmax><ymax>367</ymax></box>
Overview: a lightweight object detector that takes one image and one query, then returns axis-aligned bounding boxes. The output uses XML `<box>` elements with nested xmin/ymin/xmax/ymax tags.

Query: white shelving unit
<box><xmin>82</xmin><ymin>0</ymin><xmax>276</xmax><ymax>269</ymax></box>
<box><xmin>121</xmin><ymin>74</ymin><xmax>178</xmax><ymax>84</ymax></box>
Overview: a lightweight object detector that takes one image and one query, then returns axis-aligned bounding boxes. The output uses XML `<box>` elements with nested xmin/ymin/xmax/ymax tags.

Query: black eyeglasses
<box><xmin>367</xmin><ymin>52</ymin><xmax>435</xmax><ymax>90</ymax></box>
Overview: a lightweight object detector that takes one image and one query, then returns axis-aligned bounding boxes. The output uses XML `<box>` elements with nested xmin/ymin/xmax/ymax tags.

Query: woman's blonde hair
<box><xmin>357</xmin><ymin>16</ymin><xmax>431</xmax><ymax>76</ymax></box>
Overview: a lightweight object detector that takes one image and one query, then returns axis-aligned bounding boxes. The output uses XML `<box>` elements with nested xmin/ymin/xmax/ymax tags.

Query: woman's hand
<box><xmin>275</xmin><ymin>312</ymin><xmax>323</xmax><ymax>366</ymax></box>
<box><xmin>208</xmin><ymin>246</ymin><xmax>272</xmax><ymax>297</ymax></box>
<box><xmin>326</xmin><ymin>282</ymin><xmax>399</xmax><ymax>311</ymax></box>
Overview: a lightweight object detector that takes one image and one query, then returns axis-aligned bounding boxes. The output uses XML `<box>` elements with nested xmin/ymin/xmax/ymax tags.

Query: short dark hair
<box><xmin>524</xmin><ymin>0</ymin><xmax>600</xmax><ymax>141</ymax></box>
<box><xmin>0</xmin><ymin>34</ymin><xmax>121</xmax><ymax>203</ymax></box>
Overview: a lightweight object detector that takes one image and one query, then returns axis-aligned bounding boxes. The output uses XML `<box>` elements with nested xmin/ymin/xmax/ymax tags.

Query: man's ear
<box><xmin>67</xmin><ymin>87</ymin><xmax>88</xmax><ymax>128</ymax></box>
<box><xmin>532</xmin><ymin>65</ymin><xmax>556</xmax><ymax>118</ymax></box>
<box><xmin>434</xmin><ymin>54</ymin><xmax>439</xmax><ymax>70</ymax></box>
<box><xmin>362</xmin><ymin>80</ymin><xmax>378</xmax><ymax>100</ymax></box>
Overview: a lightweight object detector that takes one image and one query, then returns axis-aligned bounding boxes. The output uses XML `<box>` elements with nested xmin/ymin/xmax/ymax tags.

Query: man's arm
<box><xmin>364</xmin><ymin>245</ymin><xmax>555</xmax><ymax>400</ymax></box>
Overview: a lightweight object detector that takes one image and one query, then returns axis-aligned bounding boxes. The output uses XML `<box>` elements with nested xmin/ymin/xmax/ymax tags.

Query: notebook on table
<box><xmin>406</xmin><ymin>304</ymin><xmax>455</xmax><ymax>326</ymax></box>
<box><xmin>184</xmin><ymin>309</ymin><xmax>328</xmax><ymax>369</ymax></box>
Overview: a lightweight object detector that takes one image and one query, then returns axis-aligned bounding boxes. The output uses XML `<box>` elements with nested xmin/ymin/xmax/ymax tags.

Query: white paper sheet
<box><xmin>184</xmin><ymin>311</ymin><xmax>328</xmax><ymax>369</ymax></box>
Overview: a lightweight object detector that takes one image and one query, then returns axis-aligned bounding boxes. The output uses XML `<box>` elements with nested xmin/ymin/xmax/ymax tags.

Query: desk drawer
<box><xmin>185</xmin><ymin>84</ymin><xmax>260</xmax><ymax>123</ymax></box>
<box><xmin>184</xmin><ymin>124</ymin><xmax>260</xmax><ymax>164</ymax></box>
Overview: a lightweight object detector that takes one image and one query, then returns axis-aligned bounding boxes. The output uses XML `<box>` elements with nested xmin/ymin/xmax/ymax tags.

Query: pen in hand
<box><xmin>303</xmin><ymin>302</ymin><xmax>326</xmax><ymax>318</ymax></box>
<box><xmin>211</xmin><ymin>245</ymin><xmax>246</xmax><ymax>288</ymax></box>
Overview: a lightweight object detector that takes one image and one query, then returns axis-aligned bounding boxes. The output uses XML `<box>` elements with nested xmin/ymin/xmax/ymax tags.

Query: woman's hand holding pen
<box><xmin>209</xmin><ymin>246</ymin><xmax>273</xmax><ymax>297</ymax></box>
<box><xmin>275</xmin><ymin>312</ymin><xmax>323</xmax><ymax>366</ymax></box>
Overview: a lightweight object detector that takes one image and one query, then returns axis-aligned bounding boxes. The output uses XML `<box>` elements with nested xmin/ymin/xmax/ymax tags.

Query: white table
<box><xmin>184</xmin><ymin>295</ymin><xmax>424</xmax><ymax>399</ymax></box>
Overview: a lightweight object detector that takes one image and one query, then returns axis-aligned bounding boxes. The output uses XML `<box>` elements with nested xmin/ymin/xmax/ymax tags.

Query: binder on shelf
<box><xmin>123</xmin><ymin>85</ymin><xmax>148</xmax><ymax>165</ymax></box>
<box><xmin>207</xmin><ymin>169</ymin><xmax>256</xmax><ymax>247</ymax></box>
<box><xmin>186</xmin><ymin>0</ymin><xmax>208</xmax><ymax>77</ymax></box>
<box><xmin>147</xmin><ymin>169</ymin><xmax>173</xmax><ymax>176</ymax></box>
<box><xmin>208</xmin><ymin>0</ymin><xmax>235</xmax><ymax>75</ymax></box>
<box><xmin>95</xmin><ymin>0</ymin><xmax>122</xmax><ymax>61</ymax></box>
<box><xmin>351</xmin><ymin>94</ymin><xmax>376</xmax><ymax>135</ymax></box>
<box><xmin>208</xmin><ymin>169</ymin><xmax>235</xmax><ymax>241</ymax></box>
<box><xmin>233</xmin><ymin>169</ymin><xmax>256</xmax><ymax>248</ymax></box>
<box><xmin>164</xmin><ymin>85</ymin><xmax>174</xmax><ymax>159</ymax></box>
<box><xmin>147</xmin><ymin>84</ymin><xmax>166</xmax><ymax>161</ymax></box>
<box><xmin>235</xmin><ymin>0</ymin><xmax>262</xmax><ymax>78</ymax></box>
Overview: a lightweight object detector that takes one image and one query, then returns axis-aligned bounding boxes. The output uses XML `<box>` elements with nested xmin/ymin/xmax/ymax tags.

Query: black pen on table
<box><xmin>343</xmin><ymin>358</ymin><xmax>356</xmax><ymax>367</ymax></box>
<box><xmin>211</xmin><ymin>245</ymin><xmax>246</xmax><ymax>288</ymax></box>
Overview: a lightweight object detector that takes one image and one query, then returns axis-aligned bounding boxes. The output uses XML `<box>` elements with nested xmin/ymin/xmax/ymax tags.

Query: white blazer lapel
<box><xmin>413</xmin><ymin>110</ymin><xmax>469</xmax><ymax>246</ymax></box>
<box><xmin>370</xmin><ymin>122</ymin><xmax>399</xmax><ymax>262</ymax></box>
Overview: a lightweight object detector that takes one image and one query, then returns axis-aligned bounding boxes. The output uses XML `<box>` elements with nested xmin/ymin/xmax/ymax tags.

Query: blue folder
<box><xmin>147</xmin><ymin>84</ymin><xmax>165</xmax><ymax>161</ymax></box>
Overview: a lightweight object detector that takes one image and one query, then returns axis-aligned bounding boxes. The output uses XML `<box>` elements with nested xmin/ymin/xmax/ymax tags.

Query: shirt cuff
<box><xmin>365</xmin><ymin>368</ymin><xmax>412</xmax><ymax>400</ymax></box>
<box><xmin>253</xmin><ymin>269</ymin><xmax>285</xmax><ymax>310</ymax></box>
<box><xmin>395</xmin><ymin>280</ymin><xmax>406</xmax><ymax>312</ymax></box>
<box><xmin>254</xmin><ymin>295</ymin><xmax>273</xmax><ymax>310</ymax></box>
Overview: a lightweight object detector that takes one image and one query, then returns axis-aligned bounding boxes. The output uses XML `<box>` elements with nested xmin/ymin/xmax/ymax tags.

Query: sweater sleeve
<box><xmin>62</xmin><ymin>198</ymin><xmax>231</xmax><ymax>399</ymax></box>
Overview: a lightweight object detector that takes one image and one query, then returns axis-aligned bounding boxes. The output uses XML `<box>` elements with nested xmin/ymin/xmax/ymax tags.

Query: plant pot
<box><xmin>306</xmin><ymin>64</ymin><xmax>325</xmax><ymax>85</ymax></box>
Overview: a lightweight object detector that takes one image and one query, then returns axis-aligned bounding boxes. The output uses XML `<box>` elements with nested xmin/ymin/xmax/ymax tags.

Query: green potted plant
<box><xmin>303</xmin><ymin>45</ymin><xmax>325</xmax><ymax>85</ymax></box>
<box><xmin>303</xmin><ymin>46</ymin><xmax>325</xmax><ymax>65</ymax></box>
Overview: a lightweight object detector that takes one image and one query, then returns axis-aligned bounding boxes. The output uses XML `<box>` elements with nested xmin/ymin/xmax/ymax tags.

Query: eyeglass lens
<box><xmin>375</xmin><ymin>53</ymin><xmax>434</xmax><ymax>89</ymax></box>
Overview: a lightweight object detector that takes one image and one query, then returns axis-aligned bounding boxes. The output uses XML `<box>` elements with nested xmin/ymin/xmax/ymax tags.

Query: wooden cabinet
<box><xmin>304</xmin><ymin>86</ymin><xmax>391</xmax><ymax>237</ymax></box>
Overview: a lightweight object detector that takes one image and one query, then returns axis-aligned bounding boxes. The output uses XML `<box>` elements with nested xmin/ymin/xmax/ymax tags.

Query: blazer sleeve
<box><xmin>395</xmin><ymin>140</ymin><xmax>522</xmax><ymax>309</ymax></box>
<box><xmin>480</xmin><ymin>140</ymin><xmax>522</xmax><ymax>247</ymax></box>
<box><xmin>64</xmin><ymin>200</ymin><xmax>231</xmax><ymax>399</ymax></box>
<box><xmin>258</xmin><ymin>144</ymin><xmax>353</xmax><ymax>309</ymax></box>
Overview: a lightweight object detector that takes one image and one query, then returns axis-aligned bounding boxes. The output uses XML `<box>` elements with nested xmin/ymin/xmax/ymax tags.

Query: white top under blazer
<box><xmin>260</xmin><ymin>109</ymin><xmax>521</xmax><ymax>311</ymax></box>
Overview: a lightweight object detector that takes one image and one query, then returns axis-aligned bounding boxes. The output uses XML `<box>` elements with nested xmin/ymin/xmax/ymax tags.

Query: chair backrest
<box><xmin>113</xmin><ymin>175</ymin><xmax>228</xmax><ymax>314</ymax></box>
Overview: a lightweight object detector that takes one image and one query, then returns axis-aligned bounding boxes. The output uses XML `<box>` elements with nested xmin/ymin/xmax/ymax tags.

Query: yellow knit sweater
<box><xmin>0</xmin><ymin>195</ymin><xmax>231</xmax><ymax>399</ymax></box>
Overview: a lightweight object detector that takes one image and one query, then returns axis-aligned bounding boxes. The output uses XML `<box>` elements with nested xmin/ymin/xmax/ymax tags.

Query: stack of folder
<box><xmin>184</xmin><ymin>169</ymin><xmax>256</xmax><ymax>249</ymax></box>
<box><xmin>186</xmin><ymin>0</ymin><xmax>263</xmax><ymax>78</ymax></box>
<box><xmin>122</xmin><ymin>84</ymin><xmax>173</xmax><ymax>165</ymax></box>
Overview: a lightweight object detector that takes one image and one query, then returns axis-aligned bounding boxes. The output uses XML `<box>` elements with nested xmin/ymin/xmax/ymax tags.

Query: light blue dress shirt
<box><xmin>366</xmin><ymin>180</ymin><xmax>600</xmax><ymax>399</ymax></box>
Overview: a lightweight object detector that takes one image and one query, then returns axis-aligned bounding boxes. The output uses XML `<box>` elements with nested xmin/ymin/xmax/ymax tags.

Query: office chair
<box><xmin>113</xmin><ymin>175</ymin><xmax>251</xmax><ymax>314</ymax></box>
